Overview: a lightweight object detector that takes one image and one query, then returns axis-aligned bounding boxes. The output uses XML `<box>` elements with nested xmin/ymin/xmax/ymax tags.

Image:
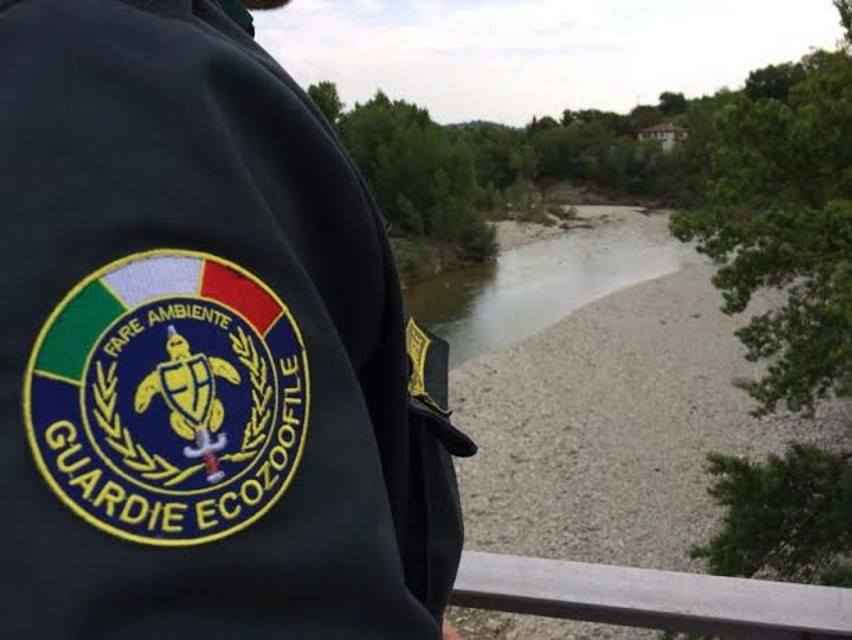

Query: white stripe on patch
<box><xmin>103</xmin><ymin>255</ymin><xmax>204</xmax><ymax>307</ymax></box>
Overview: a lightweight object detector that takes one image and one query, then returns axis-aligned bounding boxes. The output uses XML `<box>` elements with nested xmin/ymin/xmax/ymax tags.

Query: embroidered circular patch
<box><xmin>24</xmin><ymin>250</ymin><xmax>310</xmax><ymax>546</ymax></box>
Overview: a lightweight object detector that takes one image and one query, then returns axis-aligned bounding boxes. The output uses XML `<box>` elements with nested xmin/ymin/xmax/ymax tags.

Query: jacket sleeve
<box><xmin>0</xmin><ymin>1</ymin><xmax>440</xmax><ymax>637</ymax></box>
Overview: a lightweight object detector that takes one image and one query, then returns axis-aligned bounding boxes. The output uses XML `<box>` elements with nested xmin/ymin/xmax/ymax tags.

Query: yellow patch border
<box><xmin>22</xmin><ymin>248</ymin><xmax>312</xmax><ymax>548</ymax></box>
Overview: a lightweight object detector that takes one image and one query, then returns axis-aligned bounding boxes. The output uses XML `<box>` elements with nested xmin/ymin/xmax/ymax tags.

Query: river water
<box><xmin>405</xmin><ymin>210</ymin><xmax>695</xmax><ymax>368</ymax></box>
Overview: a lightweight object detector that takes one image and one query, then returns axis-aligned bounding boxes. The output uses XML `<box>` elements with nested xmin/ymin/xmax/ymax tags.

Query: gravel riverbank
<box><xmin>494</xmin><ymin>220</ymin><xmax>566</xmax><ymax>251</ymax></box>
<box><xmin>494</xmin><ymin>206</ymin><xmax>626</xmax><ymax>252</ymax></box>
<box><xmin>446</xmin><ymin>223</ymin><xmax>850</xmax><ymax>639</ymax></box>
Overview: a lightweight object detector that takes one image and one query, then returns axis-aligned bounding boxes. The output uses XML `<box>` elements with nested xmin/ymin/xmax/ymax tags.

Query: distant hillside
<box><xmin>444</xmin><ymin>120</ymin><xmax>516</xmax><ymax>130</ymax></box>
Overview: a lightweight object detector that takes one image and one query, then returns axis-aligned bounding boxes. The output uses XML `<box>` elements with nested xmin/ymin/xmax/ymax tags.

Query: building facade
<box><xmin>638</xmin><ymin>123</ymin><xmax>688</xmax><ymax>152</ymax></box>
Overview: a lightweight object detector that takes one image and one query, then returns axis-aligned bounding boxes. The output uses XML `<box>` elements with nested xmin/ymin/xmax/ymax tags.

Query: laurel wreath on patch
<box><xmin>90</xmin><ymin>328</ymin><xmax>273</xmax><ymax>488</ymax></box>
<box><xmin>227</xmin><ymin>327</ymin><xmax>273</xmax><ymax>458</ymax></box>
<box><xmin>92</xmin><ymin>361</ymin><xmax>184</xmax><ymax>486</ymax></box>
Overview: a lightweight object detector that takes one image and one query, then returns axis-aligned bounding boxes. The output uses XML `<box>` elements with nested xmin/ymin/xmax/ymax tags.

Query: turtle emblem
<box><xmin>134</xmin><ymin>325</ymin><xmax>242</xmax><ymax>483</ymax></box>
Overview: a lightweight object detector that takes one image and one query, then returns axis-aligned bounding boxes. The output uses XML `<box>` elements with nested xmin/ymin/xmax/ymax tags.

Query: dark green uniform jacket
<box><xmin>0</xmin><ymin>0</ymin><xmax>473</xmax><ymax>636</ymax></box>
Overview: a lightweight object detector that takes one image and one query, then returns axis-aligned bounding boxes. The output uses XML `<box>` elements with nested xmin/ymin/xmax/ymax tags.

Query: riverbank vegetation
<box><xmin>306</xmin><ymin>78</ymin><xmax>721</xmax><ymax>283</ymax></box>
<box><xmin>308</xmin><ymin>83</ymin><xmax>498</xmax><ymax>283</ymax></box>
<box><xmin>672</xmin><ymin>0</ymin><xmax>852</xmax><ymax>588</ymax></box>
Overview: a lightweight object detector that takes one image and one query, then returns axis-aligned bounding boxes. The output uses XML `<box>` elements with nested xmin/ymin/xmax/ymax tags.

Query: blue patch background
<box><xmin>82</xmin><ymin>298</ymin><xmax>274</xmax><ymax>494</ymax></box>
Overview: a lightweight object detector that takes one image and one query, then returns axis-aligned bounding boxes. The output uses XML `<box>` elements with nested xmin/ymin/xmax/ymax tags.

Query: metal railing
<box><xmin>451</xmin><ymin>551</ymin><xmax>852</xmax><ymax>639</ymax></box>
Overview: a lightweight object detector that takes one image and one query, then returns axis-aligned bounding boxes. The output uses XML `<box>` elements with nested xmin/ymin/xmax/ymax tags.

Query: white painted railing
<box><xmin>451</xmin><ymin>552</ymin><xmax>852</xmax><ymax>639</ymax></box>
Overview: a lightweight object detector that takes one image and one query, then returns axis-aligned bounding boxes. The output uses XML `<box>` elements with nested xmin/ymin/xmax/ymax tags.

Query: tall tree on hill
<box><xmin>337</xmin><ymin>90</ymin><xmax>496</xmax><ymax>260</ymax></box>
<box><xmin>526</xmin><ymin>115</ymin><xmax>560</xmax><ymax>133</ymax></box>
<box><xmin>307</xmin><ymin>81</ymin><xmax>345</xmax><ymax>126</ymax></box>
<box><xmin>628</xmin><ymin>105</ymin><xmax>663</xmax><ymax>134</ymax></box>
<box><xmin>744</xmin><ymin>62</ymin><xmax>806</xmax><ymax>103</ymax></box>
<box><xmin>837</xmin><ymin>0</ymin><xmax>852</xmax><ymax>42</ymax></box>
<box><xmin>659</xmin><ymin>91</ymin><xmax>688</xmax><ymax>116</ymax></box>
<box><xmin>672</xmin><ymin>1</ymin><xmax>852</xmax><ymax>587</ymax></box>
<box><xmin>562</xmin><ymin>109</ymin><xmax>632</xmax><ymax>136</ymax></box>
<box><xmin>560</xmin><ymin>109</ymin><xmax>576</xmax><ymax>127</ymax></box>
<box><xmin>456</xmin><ymin>123</ymin><xmax>524</xmax><ymax>190</ymax></box>
<box><xmin>508</xmin><ymin>144</ymin><xmax>540</xmax><ymax>182</ymax></box>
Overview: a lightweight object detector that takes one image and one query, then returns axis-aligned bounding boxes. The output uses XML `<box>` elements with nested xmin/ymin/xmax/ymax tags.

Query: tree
<box><xmin>526</xmin><ymin>115</ymin><xmax>560</xmax><ymax>134</ymax></box>
<box><xmin>307</xmin><ymin>81</ymin><xmax>344</xmax><ymax>126</ymax></box>
<box><xmin>627</xmin><ymin>104</ymin><xmax>663</xmax><ymax>134</ymax></box>
<box><xmin>690</xmin><ymin>446</ymin><xmax>852</xmax><ymax>586</ymax></box>
<box><xmin>674</xmin><ymin>49</ymin><xmax>852</xmax><ymax>415</ymax></box>
<box><xmin>659</xmin><ymin>91</ymin><xmax>688</xmax><ymax>116</ymax></box>
<box><xmin>660</xmin><ymin>94</ymin><xmax>733</xmax><ymax>207</ymax></box>
<box><xmin>508</xmin><ymin>144</ymin><xmax>540</xmax><ymax>181</ymax></box>
<box><xmin>837</xmin><ymin>0</ymin><xmax>852</xmax><ymax>43</ymax></box>
<box><xmin>744</xmin><ymin>62</ymin><xmax>806</xmax><ymax>103</ymax></box>
<box><xmin>458</xmin><ymin>123</ymin><xmax>524</xmax><ymax>190</ymax></box>
<box><xmin>560</xmin><ymin>109</ymin><xmax>576</xmax><ymax>127</ymax></box>
<box><xmin>671</xmin><ymin>5</ymin><xmax>852</xmax><ymax>586</ymax></box>
<box><xmin>563</xmin><ymin>109</ymin><xmax>632</xmax><ymax>136</ymax></box>
<box><xmin>531</xmin><ymin>126</ymin><xmax>587</xmax><ymax>181</ymax></box>
<box><xmin>336</xmin><ymin>89</ymin><xmax>497</xmax><ymax>262</ymax></box>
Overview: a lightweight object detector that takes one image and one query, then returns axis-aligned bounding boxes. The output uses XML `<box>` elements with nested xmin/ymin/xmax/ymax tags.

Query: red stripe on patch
<box><xmin>201</xmin><ymin>261</ymin><xmax>283</xmax><ymax>334</ymax></box>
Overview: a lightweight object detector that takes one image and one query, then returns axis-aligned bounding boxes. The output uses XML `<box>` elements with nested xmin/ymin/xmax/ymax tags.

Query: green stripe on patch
<box><xmin>36</xmin><ymin>281</ymin><xmax>126</xmax><ymax>381</ymax></box>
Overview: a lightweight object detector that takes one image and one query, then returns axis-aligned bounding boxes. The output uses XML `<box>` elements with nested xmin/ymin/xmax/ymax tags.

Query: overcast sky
<box><xmin>252</xmin><ymin>1</ymin><xmax>843</xmax><ymax>126</ymax></box>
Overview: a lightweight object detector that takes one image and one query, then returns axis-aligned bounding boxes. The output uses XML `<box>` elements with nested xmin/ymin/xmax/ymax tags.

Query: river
<box><xmin>405</xmin><ymin>208</ymin><xmax>695</xmax><ymax>368</ymax></box>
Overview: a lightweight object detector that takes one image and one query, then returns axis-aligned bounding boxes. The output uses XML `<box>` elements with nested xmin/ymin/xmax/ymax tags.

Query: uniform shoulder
<box><xmin>0</xmin><ymin>1</ymin><xmax>238</xmax><ymax>64</ymax></box>
<box><xmin>1</xmin><ymin>0</ymin><xmax>192</xmax><ymax>29</ymax></box>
